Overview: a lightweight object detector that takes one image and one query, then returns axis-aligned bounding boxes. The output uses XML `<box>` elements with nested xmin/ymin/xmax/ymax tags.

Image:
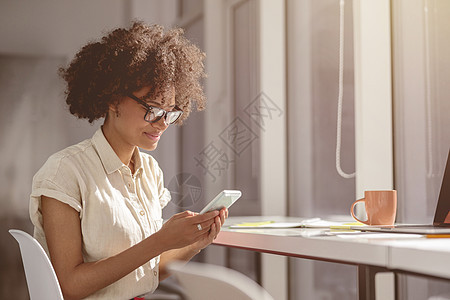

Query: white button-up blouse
<box><xmin>30</xmin><ymin>128</ymin><xmax>171</xmax><ymax>299</ymax></box>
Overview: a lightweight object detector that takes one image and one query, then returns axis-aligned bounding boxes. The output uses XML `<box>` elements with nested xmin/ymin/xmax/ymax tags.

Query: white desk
<box><xmin>386</xmin><ymin>238</ymin><xmax>450</xmax><ymax>279</ymax></box>
<box><xmin>213</xmin><ymin>216</ymin><xmax>450</xmax><ymax>300</ymax></box>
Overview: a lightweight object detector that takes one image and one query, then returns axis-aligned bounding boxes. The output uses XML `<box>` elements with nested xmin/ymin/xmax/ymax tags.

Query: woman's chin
<box><xmin>141</xmin><ymin>141</ymin><xmax>159</xmax><ymax>151</ymax></box>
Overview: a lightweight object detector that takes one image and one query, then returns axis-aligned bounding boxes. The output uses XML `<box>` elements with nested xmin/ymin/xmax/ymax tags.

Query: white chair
<box><xmin>9</xmin><ymin>229</ymin><xmax>64</xmax><ymax>300</ymax></box>
<box><xmin>167</xmin><ymin>261</ymin><xmax>274</xmax><ymax>300</ymax></box>
<box><xmin>9</xmin><ymin>229</ymin><xmax>185</xmax><ymax>300</ymax></box>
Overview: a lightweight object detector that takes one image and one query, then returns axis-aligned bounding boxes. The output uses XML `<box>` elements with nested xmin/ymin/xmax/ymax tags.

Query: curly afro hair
<box><xmin>59</xmin><ymin>21</ymin><xmax>207</xmax><ymax>124</ymax></box>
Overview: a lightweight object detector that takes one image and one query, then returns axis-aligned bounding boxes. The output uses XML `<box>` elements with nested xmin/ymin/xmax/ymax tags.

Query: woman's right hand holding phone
<box><xmin>155</xmin><ymin>210</ymin><xmax>219</xmax><ymax>251</ymax></box>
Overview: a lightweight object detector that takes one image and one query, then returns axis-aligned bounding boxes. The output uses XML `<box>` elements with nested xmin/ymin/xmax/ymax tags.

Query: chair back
<box><xmin>9</xmin><ymin>229</ymin><xmax>64</xmax><ymax>300</ymax></box>
<box><xmin>167</xmin><ymin>261</ymin><xmax>273</xmax><ymax>300</ymax></box>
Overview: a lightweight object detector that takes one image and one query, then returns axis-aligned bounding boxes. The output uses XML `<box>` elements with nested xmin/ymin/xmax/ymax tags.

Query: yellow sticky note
<box><xmin>234</xmin><ymin>221</ymin><xmax>275</xmax><ymax>227</ymax></box>
<box><xmin>329</xmin><ymin>222</ymin><xmax>364</xmax><ymax>230</ymax></box>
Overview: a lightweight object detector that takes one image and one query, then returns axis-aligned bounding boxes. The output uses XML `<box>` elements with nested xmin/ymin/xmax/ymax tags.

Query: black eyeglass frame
<box><xmin>127</xmin><ymin>93</ymin><xmax>183</xmax><ymax>125</ymax></box>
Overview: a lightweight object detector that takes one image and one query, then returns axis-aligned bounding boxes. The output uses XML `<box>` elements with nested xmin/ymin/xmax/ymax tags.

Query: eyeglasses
<box><xmin>127</xmin><ymin>94</ymin><xmax>183</xmax><ymax>125</ymax></box>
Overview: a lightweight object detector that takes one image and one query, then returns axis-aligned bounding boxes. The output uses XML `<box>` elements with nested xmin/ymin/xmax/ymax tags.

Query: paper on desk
<box><xmin>228</xmin><ymin>218</ymin><xmax>357</xmax><ymax>229</ymax></box>
<box><xmin>306</xmin><ymin>221</ymin><xmax>363</xmax><ymax>228</ymax></box>
<box><xmin>335</xmin><ymin>233</ymin><xmax>424</xmax><ymax>239</ymax></box>
<box><xmin>229</xmin><ymin>221</ymin><xmax>304</xmax><ymax>229</ymax></box>
<box><xmin>229</xmin><ymin>218</ymin><xmax>320</xmax><ymax>229</ymax></box>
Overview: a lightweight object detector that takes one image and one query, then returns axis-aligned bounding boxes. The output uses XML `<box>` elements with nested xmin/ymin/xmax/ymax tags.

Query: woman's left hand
<box><xmin>190</xmin><ymin>207</ymin><xmax>228</xmax><ymax>251</ymax></box>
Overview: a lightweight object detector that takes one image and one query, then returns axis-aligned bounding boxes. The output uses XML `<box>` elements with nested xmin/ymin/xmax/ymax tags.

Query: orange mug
<box><xmin>351</xmin><ymin>190</ymin><xmax>397</xmax><ymax>225</ymax></box>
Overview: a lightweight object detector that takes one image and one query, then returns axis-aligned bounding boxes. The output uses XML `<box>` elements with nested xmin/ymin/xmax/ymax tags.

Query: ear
<box><xmin>108</xmin><ymin>103</ymin><xmax>117</xmax><ymax>112</ymax></box>
<box><xmin>108</xmin><ymin>103</ymin><xmax>120</xmax><ymax>117</ymax></box>
<box><xmin>108</xmin><ymin>95</ymin><xmax>124</xmax><ymax>117</ymax></box>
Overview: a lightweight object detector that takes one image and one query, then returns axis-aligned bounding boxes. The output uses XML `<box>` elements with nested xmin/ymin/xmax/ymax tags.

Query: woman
<box><xmin>29</xmin><ymin>21</ymin><xmax>228</xmax><ymax>299</ymax></box>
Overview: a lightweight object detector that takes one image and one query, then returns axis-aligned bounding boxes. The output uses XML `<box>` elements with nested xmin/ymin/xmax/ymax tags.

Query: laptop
<box><xmin>351</xmin><ymin>149</ymin><xmax>450</xmax><ymax>235</ymax></box>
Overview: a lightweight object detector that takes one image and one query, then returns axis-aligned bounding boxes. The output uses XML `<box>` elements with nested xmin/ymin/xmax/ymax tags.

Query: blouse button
<box><xmin>140</xmin><ymin>210</ymin><xmax>145</xmax><ymax>216</ymax></box>
<box><xmin>127</xmin><ymin>182</ymin><xmax>132</xmax><ymax>188</ymax></box>
<box><xmin>153</xmin><ymin>271</ymin><xmax>157</xmax><ymax>276</ymax></box>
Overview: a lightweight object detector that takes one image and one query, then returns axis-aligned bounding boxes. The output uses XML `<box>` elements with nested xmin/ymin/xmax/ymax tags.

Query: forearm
<box><xmin>158</xmin><ymin>245</ymin><xmax>201</xmax><ymax>281</ymax></box>
<box><xmin>43</xmin><ymin>195</ymin><xmax>220</xmax><ymax>299</ymax></box>
<box><xmin>61</xmin><ymin>232</ymin><xmax>166</xmax><ymax>300</ymax></box>
<box><xmin>158</xmin><ymin>211</ymin><xmax>227</xmax><ymax>281</ymax></box>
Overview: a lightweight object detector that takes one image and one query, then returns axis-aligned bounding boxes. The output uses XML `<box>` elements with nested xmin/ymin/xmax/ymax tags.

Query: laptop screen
<box><xmin>433</xmin><ymin>149</ymin><xmax>450</xmax><ymax>226</ymax></box>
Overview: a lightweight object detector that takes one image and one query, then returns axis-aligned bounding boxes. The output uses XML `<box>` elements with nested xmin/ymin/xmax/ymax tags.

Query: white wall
<box><xmin>0</xmin><ymin>0</ymin><xmax>127</xmax><ymax>59</ymax></box>
<box><xmin>0</xmin><ymin>2</ymin><xmax>185</xmax><ymax>297</ymax></box>
<box><xmin>0</xmin><ymin>0</ymin><xmax>185</xmax><ymax>217</ymax></box>
<box><xmin>0</xmin><ymin>0</ymin><xmax>129</xmax><ymax>217</ymax></box>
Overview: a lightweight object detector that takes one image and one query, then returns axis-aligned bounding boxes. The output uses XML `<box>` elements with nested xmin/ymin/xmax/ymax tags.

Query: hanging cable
<box><xmin>335</xmin><ymin>0</ymin><xmax>355</xmax><ymax>179</ymax></box>
<box><xmin>424</xmin><ymin>0</ymin><xmax>436</xmax><ymax>179</ymax></box>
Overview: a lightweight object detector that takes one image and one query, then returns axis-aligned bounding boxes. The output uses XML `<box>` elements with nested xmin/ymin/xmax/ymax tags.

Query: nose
<box><xmin>151</xmin><ymin>116</ymin><xmax>169</xmax><ymax>131</ymax></box>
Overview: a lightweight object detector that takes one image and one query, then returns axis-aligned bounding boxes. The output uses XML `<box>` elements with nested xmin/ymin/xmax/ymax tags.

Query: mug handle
<box><xmin>350</xmin><ymin>198</ymin><xmax>369</xmax><ymax>225</ymax></box>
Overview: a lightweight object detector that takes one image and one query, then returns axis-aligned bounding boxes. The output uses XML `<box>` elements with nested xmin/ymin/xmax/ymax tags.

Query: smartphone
<box><xmin>199</xmin><ymin>190</ymin><xmax>242</xmax><ymax>214</ymax></box>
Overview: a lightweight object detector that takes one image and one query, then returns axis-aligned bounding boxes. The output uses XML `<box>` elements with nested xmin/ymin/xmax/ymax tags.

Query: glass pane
<box><xmin>288</xmin><ymin>0</ymin><xmax>355</xmax><ymax>219</ymax></box>
<box><xmin>393</xmin><ymin>0</ymin><xmax>450</xmax><ymax>224</ymax></box>
<box><xmin>287</xmin><ymin>0</ymin><xmax>356</xmax><ymax>299</ymax></box>
<box><xmin>392</xmin><ymin>0</ymin><xmax>450</xmax><ymax>298</ymax></box>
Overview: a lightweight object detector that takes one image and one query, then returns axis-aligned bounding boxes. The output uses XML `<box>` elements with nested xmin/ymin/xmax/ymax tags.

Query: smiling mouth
<box><xmin>145</xmin><ymin>132</ymin><xmax>161</xmax><ymax>141</ymax></box>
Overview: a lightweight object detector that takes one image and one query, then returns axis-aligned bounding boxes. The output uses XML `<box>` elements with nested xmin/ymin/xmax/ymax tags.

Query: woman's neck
<box><xmin>101</xmin><ymin>123</ymin><xmax>135</xmax><ymax>168</ymax></box>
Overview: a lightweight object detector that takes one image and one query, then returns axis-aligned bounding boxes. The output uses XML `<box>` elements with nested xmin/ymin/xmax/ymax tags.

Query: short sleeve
<box><xmin>31</xmin><ymin>179</ymin><xmax>82</xmax><ymax>212</ymax></box>
<box><xmin>159</xmin><ymin>187</ymin><xmax>171</xmax><ymax>209</ymax></box>
<box><xmin>29</xmin><ymin>155</ymin><xmax>82</xmax><ymax>235</ymax></box>
<box><xmin>154</xmin><ymin>160</ymin><xmax>171</xmax><ymax>209</ymax></box>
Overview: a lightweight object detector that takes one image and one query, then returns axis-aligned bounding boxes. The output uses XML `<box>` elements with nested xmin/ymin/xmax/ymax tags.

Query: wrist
<box><xmin>148</xmin><ymin>230</ymin><xmax>171</xmax><ymax>253</ymax></box>
<box><xmin>186</xmin><ymin>243</ymin><xmax>202</xmax><ymax>254</ymax></box>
